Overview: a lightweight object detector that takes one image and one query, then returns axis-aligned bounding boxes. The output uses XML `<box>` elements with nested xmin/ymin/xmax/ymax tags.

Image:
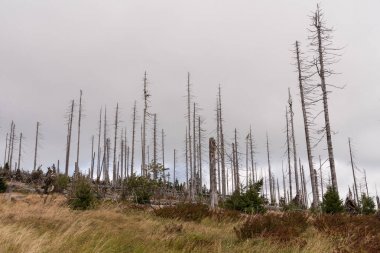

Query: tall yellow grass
<box><xmin>0</xmin><ymin>193</ymin><xmax>334</xmax><ymax>253</ymax></box>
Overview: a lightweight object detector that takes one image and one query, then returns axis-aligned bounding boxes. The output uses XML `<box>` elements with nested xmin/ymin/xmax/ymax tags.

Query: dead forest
<box><xmin>1</xmin><ymin>4</ymin><xmax>380</xmax><ymax>246</ymax></box>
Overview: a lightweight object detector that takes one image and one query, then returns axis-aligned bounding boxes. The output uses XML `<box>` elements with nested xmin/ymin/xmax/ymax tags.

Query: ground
<box><xmin>0</xmin><ymin>192</ymin><xmax>338</xmax><ymax>253</ymax></box>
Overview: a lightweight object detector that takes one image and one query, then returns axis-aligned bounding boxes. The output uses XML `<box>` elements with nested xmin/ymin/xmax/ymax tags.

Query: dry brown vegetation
<box><xmin>0</xmin><ymin>193</ymin><xmax>379</xmax><ymax>253</ymax></box>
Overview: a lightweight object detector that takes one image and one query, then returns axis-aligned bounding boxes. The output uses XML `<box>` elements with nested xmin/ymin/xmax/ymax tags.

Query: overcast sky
<box><xmin>0</xmin><ymin>0</ymin><xmax>379</xmax><ymax>198</ymax></box>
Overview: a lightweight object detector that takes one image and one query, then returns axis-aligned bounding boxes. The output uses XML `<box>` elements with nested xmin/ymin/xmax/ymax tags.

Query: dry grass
<box><xmin>0</xmin><ymin>193</ymin><xmax>335</xmax><ymax>253</ymax></box>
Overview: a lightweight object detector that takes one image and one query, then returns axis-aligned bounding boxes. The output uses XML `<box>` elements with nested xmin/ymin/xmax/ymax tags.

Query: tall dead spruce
<box><xmin>209</xmin><ymin>137</ymin><xmax>218</xmax><ymax>209</ymax></box>
<box><xmin>294</xmin><ymin>41</ymin><xmax>319</xmax><ymax>208</ymax></box>
<box><xmin>309</xmin><ymin>5</ymin><xmax>339</xmax><ymax>193</ymax></box>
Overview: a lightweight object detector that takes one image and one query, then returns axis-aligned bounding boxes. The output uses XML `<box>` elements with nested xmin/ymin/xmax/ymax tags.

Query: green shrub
<box><xmin>322</xmin><ymin>186</ymin><xmax>343</xmax><ymax>214</ymax></box>
<box><xmin>69</xmin><ymin>176</ymin><xmax>96</xmax><ymax>210</ymax></box>
<box><xmin>0</xmin><ymin>176</ymin><xmax>7</xmax><ymax>193</ymax></box>
<box><xmin>55</xmin><ymin>174</ymin><xmax>70</xmax><ymax>193</ymax></box>
<box><xmin>123</xmin><ymin>175</ymin><xmax>157</xmax><ymax>204</ymax></box>
<box><xmin>361</xmin><ymin>194</ymin><xmax>376</xmax><ymax>215</ymax></box>
<box><xmin>224</xmin><ymin>179</ymin><xmax>265</xmax><ymax>214</ymax></box>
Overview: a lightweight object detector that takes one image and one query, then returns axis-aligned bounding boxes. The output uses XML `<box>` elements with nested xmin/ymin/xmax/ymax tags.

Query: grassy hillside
<box><xmin>0</xmin><ymin>193</ymin><xmax>330</xmax><ymax>253</ymax></box>
<box><xmin>0</xmin><ymin>193</ymin><xmax>378</xmax><ymax>253</ymax></box>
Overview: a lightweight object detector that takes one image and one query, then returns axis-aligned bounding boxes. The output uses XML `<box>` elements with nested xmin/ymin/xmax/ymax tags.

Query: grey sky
<box><xmin>0</xmin><ymin>0</ymin><xmax>379</xmax><ymax>198</ymax></box>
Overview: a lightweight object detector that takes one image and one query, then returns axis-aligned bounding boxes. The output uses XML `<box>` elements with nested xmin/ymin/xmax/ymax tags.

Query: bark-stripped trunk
<box><xmin>113</xmin><ymin>103</ymin><xmax>119</xmax><ymax>185</ymax></box>
<box><xmin>33</xmin><ymin>122</ymin><xmax>40</xmax><ymax>170</ymax></box>
<box><xmin>218</xmin><ymin>86</ymin><xmax>226</xmax><ymax>198</ymax></box>
<box><xmin>313</xmin><ymin>8</ymin><xmax>338</xmax><ymax>193</ymax></box>
<box><xmin>286</xmin><ymin>109</ymin><xmax>293</xmax><ymax>200</ymax></box>
<box><xmin>295</xmin><ymin>41</ymin><xmax>319</xmax><ymax>207</ymax></box>
<box><xmin>209</xmin><ymin>137</ymin><xmax>218</xmax><ymax>209</ymax></box>
<box><xmin>65</xmin><ymin>100</ymin><xmax>74</xmax><ymax>176</ymax></box>
<box><xmin>76</xmin><ymin>90</ymin><xmax>83</xmax><ymax>174</ymax></box>
<box><xmin>348</xmin><ymin>138</ymin><xmax>359</xmax><ymax>204</ymax></box>
<box><xmin>288</xmin><ymin>89</ymin><xmax>300</xmax><ymax>195</ymax></box>
<box><xmin>17</xmin><ymin>133</ymin><xmax>22</xmax><ymax>170</ymax></box>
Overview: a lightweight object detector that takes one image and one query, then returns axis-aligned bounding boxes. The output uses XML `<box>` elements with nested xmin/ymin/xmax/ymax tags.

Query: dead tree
<box><xmin>218</xmin><ymin>85</ymin><xmax>226</xmax><ymax>197</ymax></box>
<box><xmin>96</xmin><ymin>107</ymin><xmax>102</xmax><ymax>180</ymax></box>
<box><xmin>65</xmin><ymin>100</ymin><xmax>74</xmax><ymax>176</ymax></box>
<box><xmin>152</xmin><ymin>113</ymin><xmax>157</xmax><ymax>179</ymax></box>
<box><xmin>234</xmin><ymin>129</ymin><xmax>240</xmax><ymax>192</ymax></box>
<box><xmin>193</xmin><ymin>103</ymin><xmax>198</xmax><ymax>193</ymax></box>
<box><xmin>142</xmin><ymin>72</ymin><xmax>150</xmax><ymax>177</ymax></box>
<box><xmin>348</xmin><ymin>138</ymin><xmax>359</xmax><ymax>204</ymax></box>
<box><xmin>76</xmin><ymin>90</ymin><xmax>83</xmax><ymax>174</ymax></box>
<box><xmin>103</xmin><ymin>107</ymin><xmax>109</xmax><ymax>182</ymax></box>
<box><xmin>309</xmin><ymin>5</ymin><xmax>339</xmax><ymax>193</ymax></box>
<box><xmin>3</xmin><ymin>133</ymin><xmax>8</xmax><ymax>167</ymax></box>
<box><xmin>33</xmin><ymin>122</ymin><xmax>40</xmax><ymax>171</ymax></box>
<box><xmin>286</xmin><ymin>109</ymin><xmax>293</xmax><ymax>200</ymax></box>
<box><xmin>249</xmin><ymin>126</ymin><xmax>255</xmax><ymax>183</ymax></box>
<box><xmin>282</xmin><ymin>163</ymin><xmax>287</xmax><ymax>204</ymax></box>
<box><xmin>198</xmin><ymin>116</ymin><xmax>203</xmax><ymax>191</ymax></box>
<box><xmin>185</xmin><ymin>128</ymin><xmax>189</xmax><ymax>190</ymax></box>
<box><xmin>113</xmin><ymin>103</ymin><xmax>119</xmax><ymax>185</ymax></box>
<box><xmin>8</xmin><ymin>121</ymin><xmax>15</xmax><ymax>171</ymax></box>
<box><xmin>161</xmin><ymin>128</ymin><xmax>165</xmax><ymax>181</ymax></box>
<box><xmin>186</xmin><ymin>73</ymin><xmax>194</xmax><ymax>200</ymax></box>
<box><xmin>216</xmin><ymin>99</ymin><xmax>221</xmax><ymax>193</ymax></box>
<box><xmin>364</xmin><ymin>169</ymin><xmax>369</xmax><ymax>197</ymax></box>
<box><xmin>209</xmin><ymin>137</ymin><xmax>218</xmax><ymax>209</ymax></box>
<box><xmin>245</xmin><ymin>133</ymin><xmax>249</xmax><ymax>188</ymax></box>
<box><xmin>120</xmin><ymin>130</ymin><xmax>124</xmax><ymax>185</ymax></box>
<box><xmin>288</xmin><ymin>89</ymin><xmax>300</xmax><ymax>195</ymax></box>
<box><xmin>17</xmin><ymin>132</ymin><xmax>22</xmax><ymax>170</ymax></box>
<box><xmin>295</xmin><ymin>41</ymin><xmax>319</xmax><ymax>207</ymax></box>
<box><xmin>319</xmin><ymin>155</ymin><xmax>324</xmax><ymax>198</ymax></box>
<box><xmin>131</xmin><ymin>101</ymin><xmax>137</xmax><ymax>175</ymax></box>
<box><xmin>90</xmin><ymin>135</ymin><xmax>94</xmax><ymax>179</ymax></box>
<box><xmin>173</xmin><ymin>149</ymin><xmax>176</xmax><ymax>185</ymax></box>
<box><xmin>266</xmin><ymin>134</ymin><xmax>275</xmax><ymax>204</ymax></box>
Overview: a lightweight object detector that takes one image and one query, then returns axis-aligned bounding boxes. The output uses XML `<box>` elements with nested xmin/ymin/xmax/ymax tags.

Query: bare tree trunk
<box><xmin>209</xmin><ymin>137</ymin><xmax>218</xmax><ymax>209</ymax></box>
<box><xmin>17</xmin><ymin>133</ymin><xmax>22</xmax><ymax>170</ymax></box>
<box><xmin>4</xmin><ymin>133</ymin><xmax>8</xmax><ymax>167</ymax></box>
<box><xmin>311</xmin><ymin>7</ymin><xmax>338</xmax><ymax>193</ymax></box>
<box><xmin>76</xmin><ymin>90</ymin><xmax>83</xmax><ymax>174</ymax></box>
<box><xmin>187</xmin><ymin>73</ymin><xmax>194</xmax><ymax>200</ymax></box>
<box><xmin>295</xmin><ymin>41</ymin><xmax>319</xmax><ymax>208</ymax></box>
<box><xmin>9</xmin><ymin>122</ymin><xmax>15</xmax><ymax>171</ymax></box>
<box><xmin>65</xmin><ymin>100</ymin><xmax>74</xmax><ymax>176</ymax></box>
<box><xmin>90</xmin><ymin>135</ymin><xmax>94</xmax><ymax>179</ymax></box>
<box><xmin>193</xmin><ymin>103</ymin><xmax>197</xmax><ymax>193</ymax></box>
<box><xmin>131</xmin><ymin>101</ymin><xmax>137</xmax><ymax>175</ymax></box>
<box><xmin>173</xmin><ymin>149</ymin><xmax>176</xmax><ymax>185</ymax></box>
<box><xmin>218</xmin><ymin>85</ymin><xmax>226</xmax><ymax>198</ymax></box>
<box><xmin>153</xmin><ymin>114</ymin><xmax>157</xmax><ymax>179</ymax></box>
<box><xmin>286</xmin><ymin>109</ymin><xmax>293</xmax><ymax>200</ymax></box>
<box><xmin>185</xmin><ymin>128</ymin><xmax>189</xmax><ymax>190</ymax></box>
<box><xmin>142</xmin><ymin>72</ymin><xmax>149</xmax><ymax>177</ymax></box>
<box><xmin>216</xmin><ymin>99</ymin><xmax>221</xmax><ymax>193</ymax></box>
<box><xmin>120</xmin><ymin>131</ymin><xmax>124</xmax><ymax>185</ymax></box>
<box><xmin>96</xmin><ymin>107</ymin><xmax>102</xmax><ymax>180</ymax></box>
<box><xmin>319</xmin><ymin>156</ymin><xmax>324</xmax><ymax>199</ymax></box>
<box><xmin>288</xmin><ymin>89</ymin><xmax>300</xmax><ymax>195</ymax></box>
<box><xmin>249</xmin><ymin>126</ymin><xmax>255</xmax><ymax>183</ymax></box>
<box><xmin>266</xmin><ymin>134</ymin><xmax>274</xmax><ymax>204</ymax></box>
<box><xmin>231</xmin><ymin>144</ymin><xmax>236</xmax><ymax>192</ymax></box>
<box><xmin>198</xmin><ymin>116</ymin><xmax>203</xmax><ymax>192</ymax></box>
<box><xmin>301</xmin><ymin>165</ymin><xmax>308</xmax><ymax>207</ymax></box>
<box><xmin>348</xmin><ymin>138</ymin><xmax>359</xmax><ymax>204</ymax></box>
<box><xmin>33</xmin><ymin>122</ymin><xmax>40</xmax><ymax>171</ymax></box>
<box><xmin>162</xmin><ymin>128</ymin><xmax>165</xmax><ymax>182</ymax></box>
<box><xmin>103</xmin><ymin>108</ymin><xmax>109</xmax><ymax>183</ymax></box>
<box><xmin>234</xmin><ymin>129</ymin><xmax>240</xmax><ymax>192</ymax></box>
<box><xmin>245</xmin><ymin>134</ymin><xmax>249</xmax><ymax>187</ymax></box>
<box><xmin>113</xmin><ymin>103</ymin><xmax>119</xmax><ymax>185</ymax></box>
<box><xmin>364</xmin><ymin>169</ymin><xmax>369</xmax><ymax>197</ymax></box>
<box><xmin>282</xmin><ymin>164</ymin><xmax>287</xmax><ymax>204</ymax></box>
